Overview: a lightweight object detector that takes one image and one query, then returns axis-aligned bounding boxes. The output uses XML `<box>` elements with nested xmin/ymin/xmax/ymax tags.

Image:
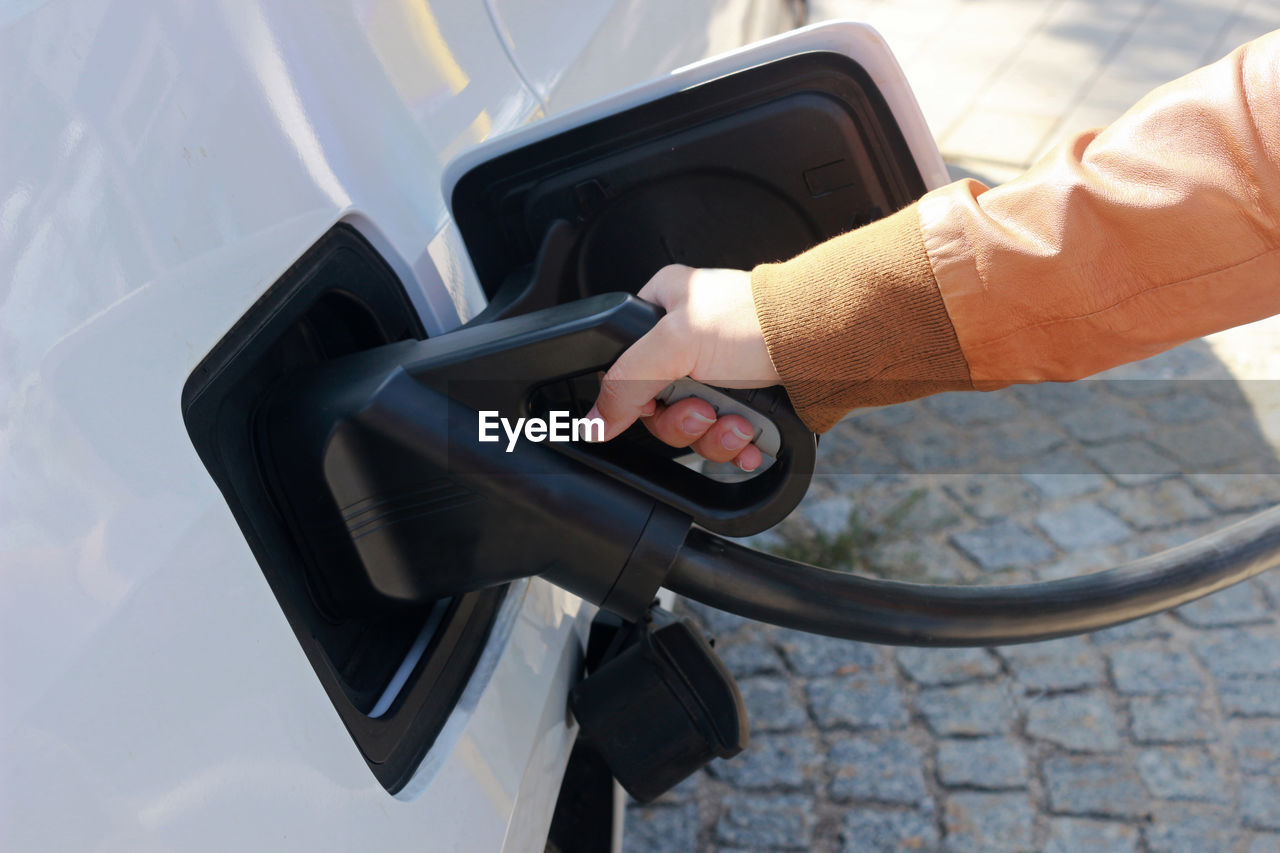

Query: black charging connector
<box><xmin>263</xmin><ymin>373</ymin><xmax>689</xmax><ymax>619</ymax></box>
<box><xmin>258</xmin><ymin>292</ymin><xmax>813</xmax><ymax>619</ymax></box>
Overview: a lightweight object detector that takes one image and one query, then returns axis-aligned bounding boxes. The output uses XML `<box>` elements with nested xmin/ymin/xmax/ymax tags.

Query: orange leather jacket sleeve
<box><xmin>752</xmin><ymin>29</ymin><xmax>1280</xmax><ymax>433</ymax></box>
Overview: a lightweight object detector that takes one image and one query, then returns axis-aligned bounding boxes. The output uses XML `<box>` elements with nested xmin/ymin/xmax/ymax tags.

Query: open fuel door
<box><xmin>444</xmin><ymin>21</ymin><xmax>948</xmax><ymax>317</ymax></box>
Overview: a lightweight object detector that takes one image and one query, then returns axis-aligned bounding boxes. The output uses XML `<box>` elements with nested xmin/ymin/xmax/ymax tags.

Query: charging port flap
<box><xmin>445</xmin><ymin>21</ymin><xmax>946</xmax><ymax>315</ymax></box>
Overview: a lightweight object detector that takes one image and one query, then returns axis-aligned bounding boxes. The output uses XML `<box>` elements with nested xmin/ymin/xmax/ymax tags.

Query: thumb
<box><xmin>587</xmin><ymin>318</ymin><xmax>692</xmax><ymax>440</ymax></box>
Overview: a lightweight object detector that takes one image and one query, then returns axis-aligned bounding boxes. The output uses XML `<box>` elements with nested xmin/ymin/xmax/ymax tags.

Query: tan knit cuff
<box><xmin>751</xmin><ymin>203</ymin><xmax>974</xmax><ymax>433</ymax></box>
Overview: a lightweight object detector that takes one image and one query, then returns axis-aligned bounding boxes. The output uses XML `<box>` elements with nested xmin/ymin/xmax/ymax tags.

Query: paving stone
<box><xmin>1110</xmin><ymin>525</ymin><xmax>1202</xmax><ymax>562</ymax></box>
<box><xmin>625</xmin><ymin>802</ymin><xmax>699</xmax><ymax>853</ymax></box>
<box><xmin>680</xmin><ymin>599</ymin><xmax>752</xmax><ymax>637</ymax></box>
<box><xmin>916</xmin><ymin>683</ymin><xmax>1014</xmax><ymax>736</ymax></box>
<box><xmin>707</xmin><ymin>733</ymin><xmax>821</xmax><ymax>789</ymax></box>
<box><xmin>1248</xmin><ymin>833</ymin><xmax>1280</xmax><ymax>853</ymax></box>
<box><xmin>1023</xmin><ymin>474</ymin><xmax>1113</xmax><ymax>501</ymax></box>
<box><xmin>1145</xmin><ymin>394</ymin><xmax>1219</xmax><ymax>425</ymax></box>
<box><xmin>1257</xmin><ymin>572</ymin><xmax>1280</xmax><ymax>608</ymax></box>
<box><xmin>943</xmin><ymin>792</ymin><xmax>1035</xmax><ymax>853</ymax></box>
<box><xmin>827</xmin><ymin>734</ymin><xmax>929</xmax><ymax>804</ymax></box>
<box><xmin>1034</xmin><ymin>546</ymin><xmax>1116</xmax><ymax>581</ymax></box>
<box><xmin>1024</xmin><ymin>691</ymin><xmax>1122</xmax><ymax>751</ymax></box>
<box><xmin>896</xmin><ymin>647</ymin><xmax>1001</xmax><ymax>686</ymax></box>
<box><xmin>1084</xmin><ymin>441</ymin><xmax>1182</xmax><ymax>485</ymax></box>
<box><xmin>739</xmin><ymin>677</ymin><xmax>808</xmax><ymax>732</ymax></box>
<box><xmin>894</xmin><ymin>426</ymin><xmax>984</xmax><ymax>473</ymax></box>
<box><xmin>936</xmin><ymin>737</ymin><xmax>1029</xmax><ymax>789</ymax></box>
<box><xmin>802</xmin><ymin>494</ymin><xmax>858</xmax><ymax>538</ymax></box>
<box><xmin>1200</xmin><ymin>376</ymin><xmax>1265</xmax><ymax>405</ymax></box>
<box><xmin>775</xmin><ymin>629</ymin><xmax>882</xmax><ymax>677</ymax></box>
<box><xmin>985</xmin><ymin>418</ymin><xmax>1067</xmax><ymax>462</ymax></box>
<box><xmin>1112</xmin><ymin>342</ymin><xmax>1232</xmax><ymax>381</ymax></box>
<box><xmin>1037</xmin><ymin>503</ymin><xmax>1133</xmax><ymax>550</ymax></box>
<box><xmin>1221</xmin><ymin>678</ymin><xmax>1280</xmax><ymax>717</ymax></box>
<box><xmin>1136</xmin><ymin>748</ymin><xmax>1230</xmax><ymax>802</ymax></box>
<box><xmin>1104</xmin><ymin>379</ymin><xmax>1180</xmax><ymax>399</ymax></box>
<box><xmin>715</xmin><ymin>793</ymin><xmax>815</xmax><ymax>850</ymax></box>
<box><xmin>651</xmin><ymin>768</ymin><xmax>703</xmax><ymax>804</ymax></box>
<box><xmin>873</xmin><ymin>538</ymin><xmax>975</xmax><ymax>583</ymax></box>
<box><xmin>1145</xmin><ymin>806</ymin><xmax>1243</xmax><ymax>853</ymax></box>
<box><xmin>819</xmin><ymin>425</ymin><xmax>905</xmax><ymax>476</ymax></box>
<box><xmin>1234</xmin><ymin>720</ymin><xmax>1280</xmax><ymax>774</ymax></box>
<box><xmin>1090</xmin><ymin>613</ymin><xmax>1175</xmax><ymax>644</ymax></box>
<box><xmin>925</xmin><ymin>391</ymin><xmax>1021</xmax><ymax>426</ymax></box>
<box><xmin>1174</xmin><ymin>581</ymin><xmax>1273</xmax><ymax>627</ymax></box>
<box><xmin>1043</xmin><ymin>755</ymin><xmax>1149</xmax><ymax>818</ymax></box>
<box><xmin>1060</xmin><ymin>401</ymin><xmax>1148</xmax><ymax>443</ymax></box>
<box><xmin>1129</xmin><ymin>694</ymin><xmax>1217</xmax><ymax>744</ymax></box>
<box><xmin>1045</xmin><ymin>817</ymin><xmax>1138</xmax><ymax>853</ymax></box>
<box><xmin>1020</xmin><ymin>447</ymin><xmax>1109</xmax><ymax>498</ymax></box>
<box><xmin>849</xmin><ymin>403</ymin><xmax>918</xmax><ymax>432</ymax></box>
<box><xmin>1108</xmin><ymin>644</ymin><xmax>1204</xmax><ymax>695</ymax></box>
<box><xmin>1103</xmin><ymin>480</ymin><xmax>1216</xmax><ymax>531</ymax></box>
<box><xmin>840</xmin><ymin>808</ymin><xmax>940</xmax><ymax>853</ymax></box>
<box><xmin>1187</xmin><ymin>474</ymin><xmax>1280</xmax><ymax>512</ymax></box>
<box><xmin>1016</xmin><ymin>381</ymin><xmax>1106</xmax><ymax>415</ymax></box>
<box><xmin>1244</xmin><ymin>776</ymin><xmax>1280</xmax><ymax>831</ymax></box>
<box><xmin>856</xmin><ymin>479</ymin><xmax>964</xmax><ymax>535</ymax></box>
<box><xmin>950</xmin><ymin>519</ymin><xmax>1056</xmax><ymax>572</ymax></box>
<box><xmin>1192</xmin><ymin>629</ymin><xmax>1280</xmax><ymax>680</ymax></box>
<box><xmin>997</xmin><ymin>636</ymin><xmax>1106</xmax><ymax>691</ymax></box>
<box><xmin>807</xmin><ymin>673</ymin><xmax>910</xmax><ymax>730</ymax></box>
<box><xmin>717</xmin><ymin>638</ymin><xmax>786</xmax><ymax>678</ymax></box>
<box><xmin>943</xmin><ymin>476</ymin><xmax>1042</xmax><ymax>522</ymax></box>
<box><xmin>1147</xmin><ymin>422</ymin><xmax>1256</xmax><ymax>471</ymax></box>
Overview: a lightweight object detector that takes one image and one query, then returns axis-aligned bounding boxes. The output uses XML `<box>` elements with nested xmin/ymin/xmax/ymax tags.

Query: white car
<box><xmin>0</xmin><ymin>3</ymin><xmax>951</xmax><ymax>850</ymax></box>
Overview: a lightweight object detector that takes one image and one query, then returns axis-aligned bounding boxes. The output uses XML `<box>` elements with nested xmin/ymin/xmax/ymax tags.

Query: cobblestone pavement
<box><xmin>626</xmin><ymin>342</ymin><xmax>1280</xmax><ymax>852</ymax></box>
<box><xmin>626</xmin><ymin>2</ymin><xmax>1280</xmax><ymax>849</ymax></box>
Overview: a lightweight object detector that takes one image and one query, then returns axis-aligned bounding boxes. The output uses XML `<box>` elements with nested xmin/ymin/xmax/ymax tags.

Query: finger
<box><xmin>733</xmin><ymin>443</ymin><xmax>764</xmax><ymax>473</ymax></box>
<box><xmin>641</xmin><ymin>396</ymin><xmax>718</xmax><ymax>448</ymax></box>
<box><xmin>636</xmin><ymin>264</ymin><xmax>690</xmax><ymax>309</ymax></box>
<box><xmin>691</xmin><ymin>413</ymin><xmax>756</xmax><ymax>464</ymax></box>
<box><xmin>586</xmin><ymin>318</ymin><xmax>692</xmax><ymax>440</ymax></box>
<box><xmin>599</xmin><ymin>371</ymin><xmax>657</xmax><ymax>419</ymax></box>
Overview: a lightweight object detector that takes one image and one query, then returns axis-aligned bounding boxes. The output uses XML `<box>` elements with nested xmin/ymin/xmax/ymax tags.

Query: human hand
<box><xmin>586</xmin><ymin>265</ymin><xmax>779</xmax><ymax>471</ymax></box>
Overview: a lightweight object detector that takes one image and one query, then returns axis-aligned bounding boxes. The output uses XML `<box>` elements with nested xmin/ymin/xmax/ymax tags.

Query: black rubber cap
<box><xmin>569</xmin><ymin>615</ymin><xmax>748</xmax><ymax>802</ymax></box>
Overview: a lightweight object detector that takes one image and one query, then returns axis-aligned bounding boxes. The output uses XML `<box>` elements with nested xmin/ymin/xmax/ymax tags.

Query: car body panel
<box><xmin>486</xmin><ymin>0</ymin><xmax>794</xmax><ymax>112</ymax></box>
<box><xmin>0</xmin><ymin>4</ymin><xmax>938</xmax><ymax>851</ymax></box>
<box><xmin>0</xmin><ymin>2</ymin><xmax>564</xmax><ymax>848</ymax></box>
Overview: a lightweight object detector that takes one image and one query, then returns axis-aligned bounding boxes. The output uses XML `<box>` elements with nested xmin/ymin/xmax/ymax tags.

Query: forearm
<box><xmin>754</xmin><ymin>30</ymin><xmax>1280</xmax><ymax>433</ymax></box>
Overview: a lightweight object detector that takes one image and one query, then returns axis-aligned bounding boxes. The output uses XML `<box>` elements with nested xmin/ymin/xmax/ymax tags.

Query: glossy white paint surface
<box><xmin>0</xmin><ymin>1</ymin><xmax>572</xmax><ymax>848</ymax></box>
<box><xmin>0</xmin><ymin>4</ymin><xmax>932</xmax><ymax>851</ymax></box>
<box><xmin>487</xmin><ymin>0</ymin><xmax>793</xmax><ymax>112</ymax></box>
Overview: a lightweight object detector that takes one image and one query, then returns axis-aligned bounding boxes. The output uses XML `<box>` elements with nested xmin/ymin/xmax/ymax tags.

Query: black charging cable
<box><xmin>664</xmin><ymin>504</ymin><xmax>1280</xmax><ymax>646</ymax></box>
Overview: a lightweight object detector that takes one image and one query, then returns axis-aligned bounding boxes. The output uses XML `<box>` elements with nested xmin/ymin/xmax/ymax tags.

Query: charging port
<box><xmin>181</xmin><ymin>224</ymin><xmax>506</xmax><ymax>794</ymax></box>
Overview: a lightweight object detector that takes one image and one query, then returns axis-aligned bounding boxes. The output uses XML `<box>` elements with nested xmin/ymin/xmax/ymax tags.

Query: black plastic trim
<box><xmin>452</xmin><ymin>50</ymin><xmax>926</xmax><ymax>305</ymax></box>
<box><xmin>181</xmin><ymin>225</ymin><xmax>506</xmax><ymax>793</ymax></box>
